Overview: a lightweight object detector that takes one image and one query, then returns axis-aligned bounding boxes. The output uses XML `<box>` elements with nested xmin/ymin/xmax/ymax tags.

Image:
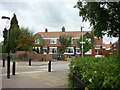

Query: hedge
<box><xmin>68</xmin><ymin>54</ymin><xmax>120</xmax><ymax>89</ymax></box>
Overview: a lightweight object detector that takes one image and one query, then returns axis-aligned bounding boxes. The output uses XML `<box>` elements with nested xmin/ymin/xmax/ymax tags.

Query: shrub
<box><xmin>68</xmin><ymin>54</ymin><xmax>120</xmax><ymax>89</ymax></box>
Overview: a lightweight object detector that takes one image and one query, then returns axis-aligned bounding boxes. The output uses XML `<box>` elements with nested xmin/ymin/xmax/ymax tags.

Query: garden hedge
<box><xmin>68</xmin><ymin>54</ymin><xmax>120</xmax><ymax>89</ymax></box>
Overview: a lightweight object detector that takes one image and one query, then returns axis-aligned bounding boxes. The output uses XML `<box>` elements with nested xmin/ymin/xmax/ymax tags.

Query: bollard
<box><xmin>48</xmin><ymin>60</ymin><xmax>51</xmax><ymax>72</ymax></box>
<box><xmin>7</xmin><ymin>55</ymin><xmax>10</xmax><ymax>78</ymax></box>
<box><xmin>29</xmin><ymin>58</ymin><xmax>31</xmax><ymax>66</ymax></box>
<box><xmin>3</xmin><ymin>59</ymin><xmax>5</xmax><ymax>67</ymax></box>
<box><xmin>12</xmin><ymin>61</ymin><xmax>15</xmax><ymax>75</ymax></box>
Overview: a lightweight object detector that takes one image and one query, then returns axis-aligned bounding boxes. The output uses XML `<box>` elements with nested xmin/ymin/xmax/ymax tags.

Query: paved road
<box><xmin>1</xmin><ymin>60</ymin><xmax>70</xmax><ymax>88</ymax></box>
<box><xmin>1</xmin><ymin>60</ymin><xmax>70</xmax><ymax>74</ymax></box>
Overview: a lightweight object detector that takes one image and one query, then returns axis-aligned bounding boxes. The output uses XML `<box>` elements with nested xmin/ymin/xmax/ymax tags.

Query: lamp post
<box><xmin>2</xmin><ymin>16</ymin><xmax>11</xmax><ymax>79</ymax></box>
<box><xmin>80</xmin><ymin>26</ymin><xmax>84</xmax><ymax>58</ymax></box>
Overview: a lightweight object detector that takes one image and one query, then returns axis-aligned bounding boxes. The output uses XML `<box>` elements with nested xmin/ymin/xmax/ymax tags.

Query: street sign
<box><xmin>80</xmin><ymin>42</ymin><xmax>85</xmax><ymax>44</ymax></box>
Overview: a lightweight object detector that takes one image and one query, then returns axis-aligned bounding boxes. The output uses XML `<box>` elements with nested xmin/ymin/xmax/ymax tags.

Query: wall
<box><xmin>11</xmin><ymin>51</ymin><xmax>52</xmax><ymax>61</ymax></box>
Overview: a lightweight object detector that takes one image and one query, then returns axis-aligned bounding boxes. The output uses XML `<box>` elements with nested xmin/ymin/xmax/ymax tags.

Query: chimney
<box><xmin>62</xmin><ymin>27</ymin><xmax>65</xmax><ymax>32</ymax></box>
<box><xmin>110</xmin><ymin>42</ymin><xmax>112</xmax><ymax>44</ymax></box>
<box><xmin>45</xmin><ymin>28</ymin><xmax>48</xmax><ymax>32</ymax></box>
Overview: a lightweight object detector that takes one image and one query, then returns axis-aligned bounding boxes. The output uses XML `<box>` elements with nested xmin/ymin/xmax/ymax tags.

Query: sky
<box><xmin>0</xmin><ymin>0</ymin><xmax>118</xmax><ymax>44</ymax></box>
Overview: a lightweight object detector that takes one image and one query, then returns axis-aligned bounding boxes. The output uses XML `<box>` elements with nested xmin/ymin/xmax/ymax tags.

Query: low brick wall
<box><xmin>76</xmin><ymin>54</ymin><xmax>80</xmax><ymax>58</ymax></box>
<box><xmin>12</xmin><ymin>51</ymin><xmax>52</xmax><ymax>61</ymax></box>
<box><xmin>64</xmin><ymin>54</ymin><xmax>68</xmax><ymax>61</ymax></box>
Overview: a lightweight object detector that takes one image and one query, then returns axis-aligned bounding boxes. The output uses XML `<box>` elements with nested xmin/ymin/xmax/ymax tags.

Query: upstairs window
<box><xmin>35</xmin><ymin>39</ymin><xmax>40</xmax><ymax>44</ymax></box>
<box><xmin>86</xmin><ymin>38</ymin><xmax>91</xmax><ymax>43</ymax></box>
<box><xmin>50</xmin><ymin>39</ymin><xmax>57</xmax><ymax>44</ymax></box>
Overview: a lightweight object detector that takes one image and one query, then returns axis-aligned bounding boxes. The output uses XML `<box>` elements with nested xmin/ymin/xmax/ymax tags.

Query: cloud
<box><xmin>103</xmin><ymin>35</ymin><xmax>118</xmax><ymax>44</ymax></box>
<box><xmin>0</xmin><ymin>1</ymin><xmax>118</xmax><ymax>43</ymax></box>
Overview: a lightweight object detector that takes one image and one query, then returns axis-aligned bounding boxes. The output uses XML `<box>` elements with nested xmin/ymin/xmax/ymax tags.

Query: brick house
<box><xmin>102</xmin><ymin>42</ymin><xmax>112</xmax><ymax>50</ymax></box>
<box><xmin>111</xmin><ymin>41</ymin><xmax>118</xmax><ymax>50</ymax></box>
<box><xmin>34</xmin><ymin>27</ymin><xmax>103</xmax><ymax>56</ymax></box>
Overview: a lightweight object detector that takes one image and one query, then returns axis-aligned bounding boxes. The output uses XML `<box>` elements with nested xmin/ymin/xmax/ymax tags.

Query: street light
<box><xmin>80</xmin><ymin>26</ymin><xmax>84</xmax><ymax>58</ymax></box>
<box><xmin>2</xmin><ymin>16</ymin><xmax>11</xmax><ymax>79</ymax></box>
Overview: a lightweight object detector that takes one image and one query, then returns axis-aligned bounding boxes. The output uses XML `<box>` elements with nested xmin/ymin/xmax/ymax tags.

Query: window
<box><xmin>65</xmin><ymin>47</ymin><xmax>74</xmax><ymax>54</ymax></box>
<box><xmin>35</xmin><ymin>39</ymin><xmax>40</xmax><ymax>44</ymax></box>
<box><xmin>43</xmin><ymin>48</ymin><xmax>47</xmax><ymax>54</ymax></box>
<box><xmin>76</xmin><ymin>48</ymin><xmax>80</xmax><ymax>54</ymax></box>
<box><xmin>50</xmin><ymin>39</ymin><xmax>57</xmax><ymax>44</ymax></box>
<box><xmin>86</xmin><ymin>38</ymin><xmax>91</xmax><ymax>43</ymax></box>
<box><xmin>71</xmin><ymin>39</ymin><xmax>73</xmax><ymax>44</ymax></box>
<box><xmin>85</xmin><ymin>49</ymin><xmax>92</xmax><ymax>54</ymax></box>
<box><xmin>49</xmin><ymin>47</ymin><xmax>57</xmax><ymax>54</ymax></box>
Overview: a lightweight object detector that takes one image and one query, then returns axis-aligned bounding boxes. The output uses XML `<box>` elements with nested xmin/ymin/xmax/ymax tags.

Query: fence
<box><xmin>71</xmin><ymin>72</ymin><xmax>87</xmax><ymax>89</ymax></box>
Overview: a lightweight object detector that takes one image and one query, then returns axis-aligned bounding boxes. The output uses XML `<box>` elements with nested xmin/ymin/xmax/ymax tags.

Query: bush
<box><xmin>68</xmin><ymin>54</ymin><xmax>120</xmax><ymax>89</ymax></box>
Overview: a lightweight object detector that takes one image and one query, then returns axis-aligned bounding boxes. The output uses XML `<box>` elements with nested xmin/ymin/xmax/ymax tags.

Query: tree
<box><xmin>2</xmin><ymin>28</ymin><xmax>8</xmax><ymax>53</ymax></box>
<box><xmin>3</xmin><ymin>28</ymin><xmax>8</xmax><ymax>46</ymax></box>
<box><xmin>0</xmin><ymin>42</ymin><xmax>2</xmax><ymax>53</ymax></box>
<box><xmin>77</xmin><ymin>36</ymin><xmax>93</xmax><ymax>56</ymax></box>
<box><xmin>2</xmin><ymin>13</ymin><xmax>20</xmax><ymax>53</ymax></box>
<box><xmin>17</xmin><ymin>28</ymin><xmax>35</xmax><ymax>51</ymax></box>
<box><xmin>59</xmin><ymin>35</ymin><xmax>72</xmax><ymax>54</ymax></box>
<box><xmin>74</xmin><ymin>2</ymin><xmax>120</xmax><ymax>55</ymax></box>
<box><xmin>10</xmin><ymin>13</ymin><xmax>20</xmax><ymax>53</ymax></box>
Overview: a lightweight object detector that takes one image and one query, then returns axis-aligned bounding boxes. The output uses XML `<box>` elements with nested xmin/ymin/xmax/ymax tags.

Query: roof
<box><xmin>112</xmin><ymin>40</ymin><xmax>118</xmax><ymax>44</ymax></box>
<box><xmin>35</xmin><ymin>31</ymin><xmax>91</xmax><ymax>38</ymax></box>
<box><xmin>94</xmin><ymin>38</ymin><xmax>103</xmax><ymax>45</ymax></box>
<box><xmin>102</xmin><ymin>43</ymin><xmax>112</xmax><ymax>48</ymax></box>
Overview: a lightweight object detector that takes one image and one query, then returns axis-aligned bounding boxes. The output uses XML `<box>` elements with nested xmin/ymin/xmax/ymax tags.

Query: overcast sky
<box><xmin>0</xmin><ymin>0</ymin><xmax>118</xmax><ymax>44</ymax></box>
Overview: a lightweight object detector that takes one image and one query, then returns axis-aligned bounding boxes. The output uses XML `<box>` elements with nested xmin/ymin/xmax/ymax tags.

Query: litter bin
<box><xmin>57</xmin><ymin>54</ymin><xmax>63</xmax><ymax>60</ymax></box>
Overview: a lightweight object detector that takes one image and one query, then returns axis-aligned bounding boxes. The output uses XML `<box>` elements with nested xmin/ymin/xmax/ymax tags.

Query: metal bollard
<box><xmin>7</xmin><ymin>55</ymin><xmax>10</xmax><ymax>78</ymax></box>
<box><xmin>3</xmin><ymin>59</ymin><xmax>5</xmax><ymax>67</ymax></box>
<box><xmin>48</xmin><ymin>60</ymin><xmax>51</xmax><ymax>72</ymax></box>
<box><xmin>12</xmin><ymin>61</ymin><xmax>15</xmax><ymax>75</ymax></box>
<box><xmin>29</xmin><ymin>58</ymin><xmax>31</xmax><ymax>66</ymax></box>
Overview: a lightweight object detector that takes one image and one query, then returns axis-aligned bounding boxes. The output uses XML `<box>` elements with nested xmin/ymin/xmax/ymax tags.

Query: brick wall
<box><xmin>12</xmin><ymin>51</ymin><xmax>52</xmax><ymax>61</ymax></box>
<box><xmin>63</xmin><ymin>54</ymin><xmax>68</xmax><ymax>61</ymax></box>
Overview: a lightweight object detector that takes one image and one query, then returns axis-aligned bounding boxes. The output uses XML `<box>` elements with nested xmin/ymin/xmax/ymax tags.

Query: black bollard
<box><xmin>29</xmin><ymin>58</ymin><xmax>31</xmax><ymax>66</ymax></box>
<box><xmin>48</xmin><ymin>60</ymin><xmax>51</xmax><ymax>72</ymax></box>
<box><xmin>12</xmin><ymin>61</ymin><xmax>15</xmax><ymax>75</ymax></box>
<box><xmin>3</xmin><ymin>59</ymin><xmax>5</xmax><ymax>67</ymax></box>
<box><xmin>7</xmin><ymin>55</ymin><xmax>10</xmax><ymax>78</ymax></box>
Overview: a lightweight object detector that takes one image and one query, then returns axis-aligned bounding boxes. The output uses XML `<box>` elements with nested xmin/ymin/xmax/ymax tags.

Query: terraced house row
<box><xmin>33</xmin><ymin>27</ymin><xmax>103</xmax><ymax>56</ymax></box>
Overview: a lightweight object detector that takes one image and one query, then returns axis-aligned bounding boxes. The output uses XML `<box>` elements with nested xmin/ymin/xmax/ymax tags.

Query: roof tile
<box><xmin>36</xmin><ymin>31</ymin><xmax>91</xmax><ymax>38</ymax></box>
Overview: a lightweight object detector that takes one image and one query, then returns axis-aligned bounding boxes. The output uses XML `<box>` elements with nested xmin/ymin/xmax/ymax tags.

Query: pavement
<box><xmin>0</xmin><ymin>60</ymin><xmax>70</xmax><ymax>89</ymax></box>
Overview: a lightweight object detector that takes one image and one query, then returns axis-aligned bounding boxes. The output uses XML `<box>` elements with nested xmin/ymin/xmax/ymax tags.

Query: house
<box><xmin>34</xmin><ymin>27</ymin><xmax>103</xmax><ymax>56</ymax></box>
<box><xmin>100</xmin><ymin>41</ymin><xmax>118</xmax><ymax>55</ymax></box>
<box><xmin>111</xmin><ymin>41</ymin><xmax>118</xmax><ymax>50</ymax></box>
<box><xmin>102</xmin><ymin>42</ymin><xmax>112</xmax><ymax>50</ymax></box>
